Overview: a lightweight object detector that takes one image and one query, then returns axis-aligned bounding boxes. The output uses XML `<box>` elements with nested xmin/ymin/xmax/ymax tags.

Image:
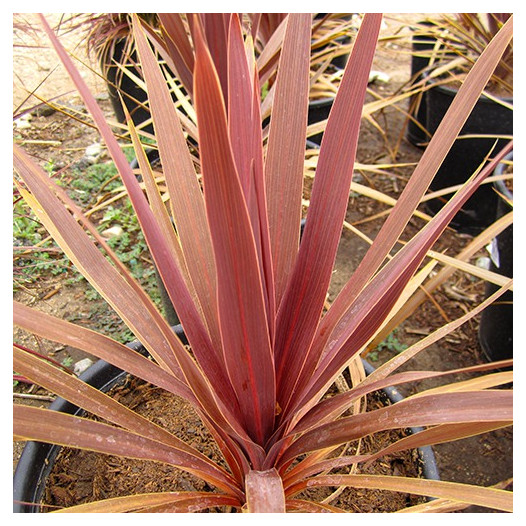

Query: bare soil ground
<box><xmin>13</xmin><ymin>13</ymin><xmax>512</xmax><ymax>512</ymax></box>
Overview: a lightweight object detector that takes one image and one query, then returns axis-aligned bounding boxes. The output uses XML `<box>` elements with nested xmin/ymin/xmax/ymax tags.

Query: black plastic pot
<box><xmin>13</xmin><ymin>326</ymin><xmax>187</xmax><ymax>513</ymax></box>
<box><xmin>425</xmin><ymin>82</ymin><xmax>513</xmax><ymax>233</ymax></box>
<box><xmin>13</xmin><ymin>360</ymin><xmax>128</xmax><ymax>513</ymax></box>
<box><xmin>406</xmin><ymin>22</ymin><xmax>441</xmax><ymax>147</ymax></box>
<box><xmin>14</xmin><ymin>324</ymin><xmax>439</xmax><ymax>512</ymax></box>
<box><xmin>307</xmin><ymin>97</ymin><xmax>333</xmax><ymax>145</ymax></box>
<box><xmin>103</xmin><ymin>37</ymin><xmax>153</xmax><ymax>135</ymax></box>
<box><xmin>330</xmin><ymin>36</ymin><xmax>350</xmax><ymax>70</ymax></box>
<box><xmin>478</xmin><ymin>152</ymin><xmax>513</xmax><ymax>362</ymax></box>
<box><xmin>313</xmin><ymin>14</ymin><xmax>352</xmax><ymax>70</ymax></box>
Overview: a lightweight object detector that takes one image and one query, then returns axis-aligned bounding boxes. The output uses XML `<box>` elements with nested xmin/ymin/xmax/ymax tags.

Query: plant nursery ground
<box><xmin>12</xmin><ymin>13</ymin><xmax>512</xmax><ymax>512</ymax></box>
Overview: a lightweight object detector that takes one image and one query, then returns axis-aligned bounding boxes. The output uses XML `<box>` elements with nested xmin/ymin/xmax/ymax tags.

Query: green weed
<box><xmin>368</xmin><ymin>329</ymin><xmax>408</xmax><ymax>362</ymax></box>
<box><xmin>14</xmin><ymin>150</ymin><xmax>160</xmax><ymax>310</ymax></box>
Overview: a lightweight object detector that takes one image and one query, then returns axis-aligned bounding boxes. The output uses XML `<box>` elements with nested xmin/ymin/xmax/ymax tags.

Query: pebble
<box><xmin>102</xmin><ymin>225</ymin><xmax>124</xmax><ymax>238</ymax></box>
<box><xmin>368</xmin><ymin>70</ymin><xmax>390</xmax><ymax>84</ymax></box>
<box><xmin>76</xmin><ymin>142</ymin><xmax>104</xmax><ymax>167</ymax></box>
<box><xmin>33</xmin><ymin>104</ymin><xmax>57</xmax><ymax>117</ymax></box>
<box><xmin>14</xmin><ymin>114</ymin><xmax>32</xmax><ymax>129</ymax></box>
<box><xmin>84</xmin><ymin>142</ymin><xmax>103</xmax><ymax>160</ymax></box>
<box><xmin>74</xmin><ymin>358</ymin><xmax>94</xmax><ymax>376</ymax></box>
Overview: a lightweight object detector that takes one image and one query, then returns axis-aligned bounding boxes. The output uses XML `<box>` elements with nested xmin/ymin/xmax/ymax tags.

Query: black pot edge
<box><xmin>309</xmin><ymin>96</ymin><xmax>334</xmax><ymax>109</ymax></box>
<box><xmin>13</xmin><ymin>360</ymin><xmax>129</xmax><ymax>513</ymax></box>
<box><xmin>13</xmin><ymin>328</ymin><xmax>438</xmax><ymax>512</ymax></box>
<box><xmin>407</xmin><ymin>59</ymin><xmax>513</xmax><ymax>148</ymax></box>
<box><xmin>477</xmin><ymin>150</ymin><xmax>513</xmax><ymax>363</ymax></box>
<box><xmin>494</xmin><ymin>151</ymin><xmax>513</xmax><ymax>201</ymax></box>
<box><xmin>13</xmin><ymin>326</ymin><xmax>187</xmax><ymax>513</ymax></box>
<box><xmin>13</xmin><ymin>359</ymin><xmax>128</xmax><ymax>513</ymax></box>
<box><xmin>428</xmin><ymin>79</ymin><xmax>513</xmax><ymax>105</ymax></box>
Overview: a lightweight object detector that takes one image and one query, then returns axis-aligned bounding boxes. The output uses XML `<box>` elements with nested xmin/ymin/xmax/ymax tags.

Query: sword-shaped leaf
<box><xmin>279</xmin><ymin>391</ymin><xmax>512</xmax><ymax>465</ymax></box>
<box><xmin>264</xmin><ymin>13</ymin><xmax>311</xmax><ymax>307</ymax></box>
<box><xmin>193</xmin><ymin>19</ymin><xmax>275</xmax><ymax>445</ymax></box>
<box><xmin>51</xmin><ymin>492</ymin><xmax>240</xmax><ymax>513</ymax></box>
<box><xmin>287</xmin><ymin>474</ymin><xmax>512</xmax><ymax>512</ymax></box>
<box><xmin>132</xmin><ymin>16</ymin><xmax>223</xmax><ymax>357</ymax></box>
<box><xmin>14</xmin><ymin>405</ymin><xmax>241</xmax><ymax>498</ymax></box>
<box><xmin>311</xmin><ymin>16</ymin><xmax>514</xmax><ymax>373</ymax></box>
<box><xmin>273</xmin><ymin>14</ymin><xmax>383</xmax><ymax>411</ymax></box>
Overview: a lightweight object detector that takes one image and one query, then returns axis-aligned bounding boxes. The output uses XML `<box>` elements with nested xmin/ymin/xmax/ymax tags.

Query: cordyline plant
<box><xmin>13</xmin><ymin>13</ymin><xmax>513</xmax><ymax>513</ymax></box>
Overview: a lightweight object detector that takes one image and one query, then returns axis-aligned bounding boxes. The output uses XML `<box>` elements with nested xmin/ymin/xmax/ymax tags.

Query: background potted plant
<box><xmin>60</xmin><ymin>13</ymin><xmax>162</xmax><ymax>134</ymax></box>
<box><xmin>404</xmin><ymin>13</ymin><xmax>513</xmax><ymax>233</ymax></box>
<box><xmin>13</xmin><ymin>13</ymin><xmax>513</xmax><ymax>513</ymax></box>
<box><xmin>77</xmin><ymin>13</ymin><xmax>355</xmax><ymax>144</ymax></box>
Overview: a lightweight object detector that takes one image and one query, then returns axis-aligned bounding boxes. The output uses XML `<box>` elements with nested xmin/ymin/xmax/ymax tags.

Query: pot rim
<box><xmin>494</xmin><ymin>151</ymin><xmax>513</xmax><ymax>201</ymax></box>
<box><xmin>308</xmin><ymin>96</ymin><xmax>334</xmax><ymax>107</ymax></box>
<box><xmin>424</xmin><ymin>70</ymin><xmax>513</xmax><ymax>104</ymax></box>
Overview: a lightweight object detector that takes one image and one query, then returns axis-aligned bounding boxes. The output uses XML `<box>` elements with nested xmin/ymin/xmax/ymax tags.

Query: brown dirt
<box><xmin>42</xmin><ymin>376</ymin><xmax>224</xmax><ymax>511</ymax></box>
<box><xmin>13</xmin><ymin>13</ymin><xmax>512</xmax><ymax>513</ymax></box>
<box><xmin>40</xmin><ymin>377</ymin><xmax>426</xmax><ymax>512</ymax></box>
